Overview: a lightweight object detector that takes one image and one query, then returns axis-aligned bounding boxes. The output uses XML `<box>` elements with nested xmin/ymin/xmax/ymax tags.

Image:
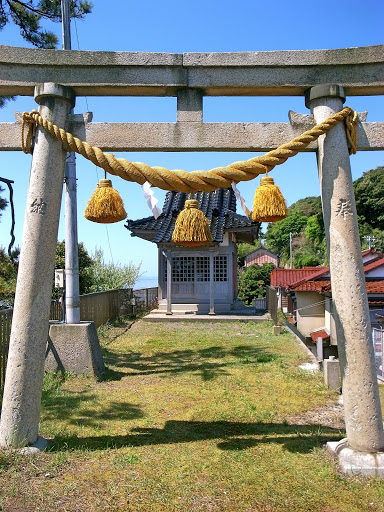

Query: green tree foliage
<box><xmin>86</xmin><ymin>247</ymin><xmax>141</xmax><ymax>293</ymax></box>
<box><xmin>0</xmin><ymin>246</ymin><xmax>19</xmax><ymax>308</ymax></box>
<box><xmin>0</xmin><ymin>96</ymin><xmax>15</xmax><ymax>108</ymax></box>
<box><xmin>0</xmin><ymin>185</ymin><xmax>8</xmax><ymax>218</ymax></box>
<box><xmin>54</xmin><ymin>240</ymin><xmax>93</xmax><ymax>296</ymax></box>
<box><xmin>238</xmin><ymin>262</ymin><xmax>275</xmax><ymax>305</ymax></box>
<box><xmin>305</xmin><ymin>214</ymin><xmax>323</xmax><ymax>245</ymax></box>
<box><xmin>265</xmin><ymin>206</ymin><xmax>308</xmax><ymax>262</ymax></box>
<box><xmin>291</xmin><ymin>234</ymin><xmax>324</xmax><ymax>268</ymax></box>
<box><xmin>354</xmin><ymin>166</ymin><xmax>384</xmax><ymax>231</ymax></box>
<box><xmin>0</xmin><ymin>0</ymin><xmax>92</xmax><ymax>48</ymax></box>
<box><xmin>264</xmin><ymin>166</ymin><xmax>384</xmax><ymax>268</ymax></box>
<box><xmin>293</xmin><ymin>196</ymin><xmax>322</xmax><ymax>217</ymax></box>
<box><xmin>0</xmin><ymin>1</ymin><xmax>92</xmax><ymax>108</ymax></box>
<box><xmin>355</xmin><ymin>167</ymin><xmax>384</xmax><ymax>252</ymax></box>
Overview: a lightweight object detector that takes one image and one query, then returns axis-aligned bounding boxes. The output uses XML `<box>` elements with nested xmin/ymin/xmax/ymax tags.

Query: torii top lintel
<box><xmin>0</xmin><ymin>44</ymin><xmax>383</xmax><ymax>97</ymax></box>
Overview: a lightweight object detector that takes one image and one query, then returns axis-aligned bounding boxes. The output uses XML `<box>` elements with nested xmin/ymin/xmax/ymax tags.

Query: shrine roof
<box><xmin>125</xmin><ymin>188</ymin><xmax>259</xmax><ymax>244</ymax></box>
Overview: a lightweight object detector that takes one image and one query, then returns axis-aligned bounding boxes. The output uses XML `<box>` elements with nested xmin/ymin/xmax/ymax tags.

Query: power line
<box><xmin>105</xmin><ymin>225</ymin><xmax>114</xmax><ymax>264</ymax></box>
<box><xmin>73</xmin><ymin>17</ymin><xmax>114</xmax><ymax>266</ymax></box>
<box><xmin>292</xmin><ymin>298</ymin><xmax>329</xmax><ymax>313</ymax></box>
<box><xmin>73</xmin><ymin>18</ymin><xmax>89</xmax><ymax>112</ymax></box>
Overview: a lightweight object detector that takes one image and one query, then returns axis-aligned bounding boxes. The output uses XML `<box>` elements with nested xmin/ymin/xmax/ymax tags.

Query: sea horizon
<box><xmin>134</xmin><ymin>275</ymin><xmax>158</xmax><ymax>290</ymax></box>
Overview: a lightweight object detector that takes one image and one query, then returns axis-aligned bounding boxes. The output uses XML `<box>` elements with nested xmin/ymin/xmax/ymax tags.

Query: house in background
<box><xmin>126</xmin><ymin>188</ymin><xmax>259</xmax><ymax>313</ymax></box>
<box><xmin>271</xmin><ymin>266</ymin><xmax>321</xmax><ymax>314</ymax></box>
<box><xmin>271</xmin><ymin>248</ymin><xmax>384</xmax><ymax>350</ymax></box>
<box><xmin>244</xmin><ymin>246</ymin><xmax>278</xmax><ymax>268</ymax></box>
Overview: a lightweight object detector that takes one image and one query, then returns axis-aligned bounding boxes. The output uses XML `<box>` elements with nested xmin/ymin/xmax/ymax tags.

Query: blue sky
<box><xmin>0</xmin><ymin>0</ymin><xmax>383</xmax><ymax>281</ymax></box>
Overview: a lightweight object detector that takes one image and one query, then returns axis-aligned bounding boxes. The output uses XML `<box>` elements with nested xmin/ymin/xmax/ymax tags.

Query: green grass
<box><xmin>1</xmin><ymin>319</ymin><xmax>384</xmax><ymax>511</ymax></box>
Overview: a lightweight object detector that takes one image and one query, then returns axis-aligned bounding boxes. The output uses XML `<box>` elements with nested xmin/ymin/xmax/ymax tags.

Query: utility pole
<box><xmin>289</xmin><ymin>232</ymin><xmax>297</xmax><ymax>269</ymax></box>
<box><xmin>62</xmin><ymin>0</ymin><xmax>80</xmax><ymax>323</ymax></box>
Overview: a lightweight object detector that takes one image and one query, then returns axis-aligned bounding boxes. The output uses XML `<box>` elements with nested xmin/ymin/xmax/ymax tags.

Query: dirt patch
<box><xmin>288</xmin><ymin>401</ymin><xmax>345</xmax><ymax>429</ymax></box>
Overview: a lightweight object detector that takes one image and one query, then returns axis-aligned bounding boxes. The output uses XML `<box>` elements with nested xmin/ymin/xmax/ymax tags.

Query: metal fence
<box><xmin>373</xmin><ymin>328</ymin><xmax>384</xmax><ymax>381</ymax></box>
<box><xmin>51</xmin><ymin>287</ymin><xmax>159</xmax><ymax>327</ymax></box>
<box><xmin>133</xmin><ymin>287</ymin><xmax>159</xmax><ymax>311</ymax></box>
<box><xmin>80</xmin><ymin>289</ymin><xmax>126</xmax><ymax>328</ymax></box>
<box><xmin>79</xmin><ymin>287</ymin><xmax>158</xmax><ymax>327</ymax></box>
<box><xmin>253</xmin><ymin>298</ymin><xmax>267</xmax><ymax>311</ymax></box>
<box><xmin>50</xmin><ymin>300</ymin><xmax>63</xmax><ymax>322</ymax></box>
<box><xmin>0</xmin><ymin>286</ymin><xmax>158</xmax><ymax>391</ymax></box>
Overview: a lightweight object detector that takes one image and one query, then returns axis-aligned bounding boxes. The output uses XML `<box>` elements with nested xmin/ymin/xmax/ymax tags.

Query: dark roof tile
<box><xmin>125</xmin><ymin>188</ymin><xmax>258</xmax><ymax>243</ymax></box>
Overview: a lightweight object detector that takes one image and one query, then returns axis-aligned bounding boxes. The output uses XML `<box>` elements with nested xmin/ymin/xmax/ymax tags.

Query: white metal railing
<box><xmin>253</xmin><ymin>298</ymin><xmax>267</xmax><ymax>311</ymax></box>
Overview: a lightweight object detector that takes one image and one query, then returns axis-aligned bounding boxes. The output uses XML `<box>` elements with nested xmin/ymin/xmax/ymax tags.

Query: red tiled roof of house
<box><xmin>287</xmin><ymin>280</ymin><xmax>384</xmax><ymax>294</ymax></box>
<box><xmin>366</xmin><ymin>281</ymin><xmax>384</xmax><ymax>293</ymax></box>
<box><xmin>362</xmin><ymin>248</ymin><xmax>384</xmax><ymax>257</ymax></box>
<box><xmin>364</xmin><ymin>257</ymin><xmax>384</xmax><ymax>273</ymax></box>
<box><xmin>290</xmin><ymin>279</ymin><xmax>331</xmax><ymax>292</ymax></box>
<box><xmin>272</xmin><ymin>251</ymin><xmax>384</xmax><ymax>292</ymax></box>
<box><xmin>270</xmin><ymin>267</ymin><xmax>321</xmax><ymax>287</ymax></box>
<box><xmin>287</xmin><ymin>267</ymin><xmax>330</xmax><ymax>291</ymax></box>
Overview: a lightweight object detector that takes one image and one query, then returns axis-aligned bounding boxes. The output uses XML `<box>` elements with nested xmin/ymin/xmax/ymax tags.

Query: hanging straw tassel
<box><xmin>84</xmin><ymin>179</ymin><xmax>127</xmax><ymax>223</ymax></box>
<box><xmin>172</xmin><ymin>199</ymin><xmax>212</xmax><ymax>246</ymax></box>
<box><xmin>252</xmin><ymin>175</ymin><xmax>288</xmax><ymax>222</ymax></box>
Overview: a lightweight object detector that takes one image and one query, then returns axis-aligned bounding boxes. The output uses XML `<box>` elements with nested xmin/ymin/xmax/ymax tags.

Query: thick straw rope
<box><xmin>21</xmin><ymin>107</ymin><xmax>357</xmax><ymax>194</ymax></box>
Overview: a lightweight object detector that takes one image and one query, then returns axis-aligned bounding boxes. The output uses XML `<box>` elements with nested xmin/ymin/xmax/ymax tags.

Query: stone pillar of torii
<box><xmin>0</xmin><ymin>83</ymin><xmax>75</xmax><ymax>450</ymax></box>
<box><xmin>307</xmin><ymin>85</ymin><xmax>384</xmax><ymax>473</ymax></box>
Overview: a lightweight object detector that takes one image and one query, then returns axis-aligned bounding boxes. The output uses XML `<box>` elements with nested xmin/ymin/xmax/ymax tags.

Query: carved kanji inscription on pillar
<box><xmin>30</xmin><ymin>198</ymin><xmax>47</xmax><ymax>215</ymax></box>
<box><xmin>336</xmin><ymin>198</ymin><xmax>353</xmax><ymax>220</ymax></box>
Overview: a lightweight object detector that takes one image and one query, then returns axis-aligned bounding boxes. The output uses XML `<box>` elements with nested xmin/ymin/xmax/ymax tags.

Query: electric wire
<box><xmin>74</xmin><ymin>17</ymin><xmax>114</xmax><ymax>264</ymax></box>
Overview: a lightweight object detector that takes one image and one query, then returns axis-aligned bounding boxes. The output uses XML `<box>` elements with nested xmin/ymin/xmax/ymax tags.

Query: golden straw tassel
<box><xmin>84</xmin><ymin>178</ymin><xmax>127</xmax><ymax>224</ymax></box>
<box><xmin>172</xmin><ymin>199</ymin><xmax>212</xmax><ymax>246</ymax></box>
<box><xmin>252</xmin><ymin>175</ymin><xmax>287</xmax><ymax>222</ymax></box>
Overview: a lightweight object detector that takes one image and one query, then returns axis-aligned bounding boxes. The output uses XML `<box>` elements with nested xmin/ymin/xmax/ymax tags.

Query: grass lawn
<box><xmin>1</xmin><ymin>319</ymin><xmax>384</xmax><ymax>511</ymax></box>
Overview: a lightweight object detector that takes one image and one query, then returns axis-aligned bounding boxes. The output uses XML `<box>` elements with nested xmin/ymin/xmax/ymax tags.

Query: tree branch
<box><xmin>7</xmin><ymin>0</ymin><xmax>57</xmax><ymax>19</ymax></box>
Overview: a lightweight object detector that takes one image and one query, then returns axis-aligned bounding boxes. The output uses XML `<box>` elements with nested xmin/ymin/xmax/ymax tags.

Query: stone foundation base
<box><xmin>327</xmin><ymin>439</ymin><xmax>384</xmax><ymax>477</ymax></box>
<box><xmin>19</xmin><ymin>436</ymin><xmax>48</xmax><ymax>454</ymax></box>
<box><xmin>46</xmin><ymin>322</ymin><xmax>105</xmax><ymax>380</ymax></box>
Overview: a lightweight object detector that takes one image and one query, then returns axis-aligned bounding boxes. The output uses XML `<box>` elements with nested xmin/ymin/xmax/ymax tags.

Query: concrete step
<box><xmin>157</xmin><ymin>303</ymin><xmax>200</xmax><ymax>312</ymax></box>
<box><xmin>143</xmin><ymin>312</ymin><xmax>270</xmax><ymax>323</ymax></box>
<box><xmin>151</xmin><ymin>308</ymin><xmax>202</xmax><ymax>315</ymax></box>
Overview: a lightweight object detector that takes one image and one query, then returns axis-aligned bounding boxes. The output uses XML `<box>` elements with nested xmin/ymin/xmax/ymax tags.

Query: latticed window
<box><xmin>164</xmin><ymin>254</ymin><xmax>228</xmax><ymax>282</ymax></box>
<box><xmin>196</xmin><ymin>257</ymin><xmax>209</xmax><ymax>282</ymax></box>
<box><xmin>172</xmin><ymin>256</ymin><xmax>195</xmax><ymax>282</ymax></box>
<box><xmin>214</xmin><ymin>255</ymin><xmax>228</xmax><ymax>282</ymax></box>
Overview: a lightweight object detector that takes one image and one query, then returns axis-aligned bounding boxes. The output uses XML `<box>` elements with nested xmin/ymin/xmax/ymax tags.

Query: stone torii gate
<box><xmin>0</xmin><ymin>44</ymin><xmax>384</xmax><ymax>475</ymax></box>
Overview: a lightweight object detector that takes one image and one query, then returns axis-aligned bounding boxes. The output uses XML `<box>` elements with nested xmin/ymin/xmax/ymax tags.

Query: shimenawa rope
<box><xmin>21</xmin><ymin>107</ymin><xmax>358</xmax><ymax>194</ymax></box>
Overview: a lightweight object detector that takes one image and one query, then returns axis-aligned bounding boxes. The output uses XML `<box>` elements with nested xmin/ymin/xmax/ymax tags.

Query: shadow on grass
<box><xmin>102</xmin><ymin>344</ymin><xmax>280</xmax><ymax>382</ymax></box>
<box><xmin>42</xmin><ymin>391</ymin><xmax>144</xmax><ymax>427</ymax></box>
<box><xmin>47</xmin><ymin>420</ymin><xmax>344</xmax><ymax>454</ymax></box>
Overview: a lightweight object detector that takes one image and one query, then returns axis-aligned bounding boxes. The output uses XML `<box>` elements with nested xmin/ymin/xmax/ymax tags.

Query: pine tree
<box><xmin>0</xmin><ymin>0</ymin><xmax>92</xmax><ymax>48</ymax></box>
<box><xmin>0</xmin><ymin>1</ymin><xmax>92</xmax><ymax>107</ymax></box>
<box><xmin>0</xmin><ymin>184</ymin><xmax>8</xmax><ymax>219</ymax></box>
